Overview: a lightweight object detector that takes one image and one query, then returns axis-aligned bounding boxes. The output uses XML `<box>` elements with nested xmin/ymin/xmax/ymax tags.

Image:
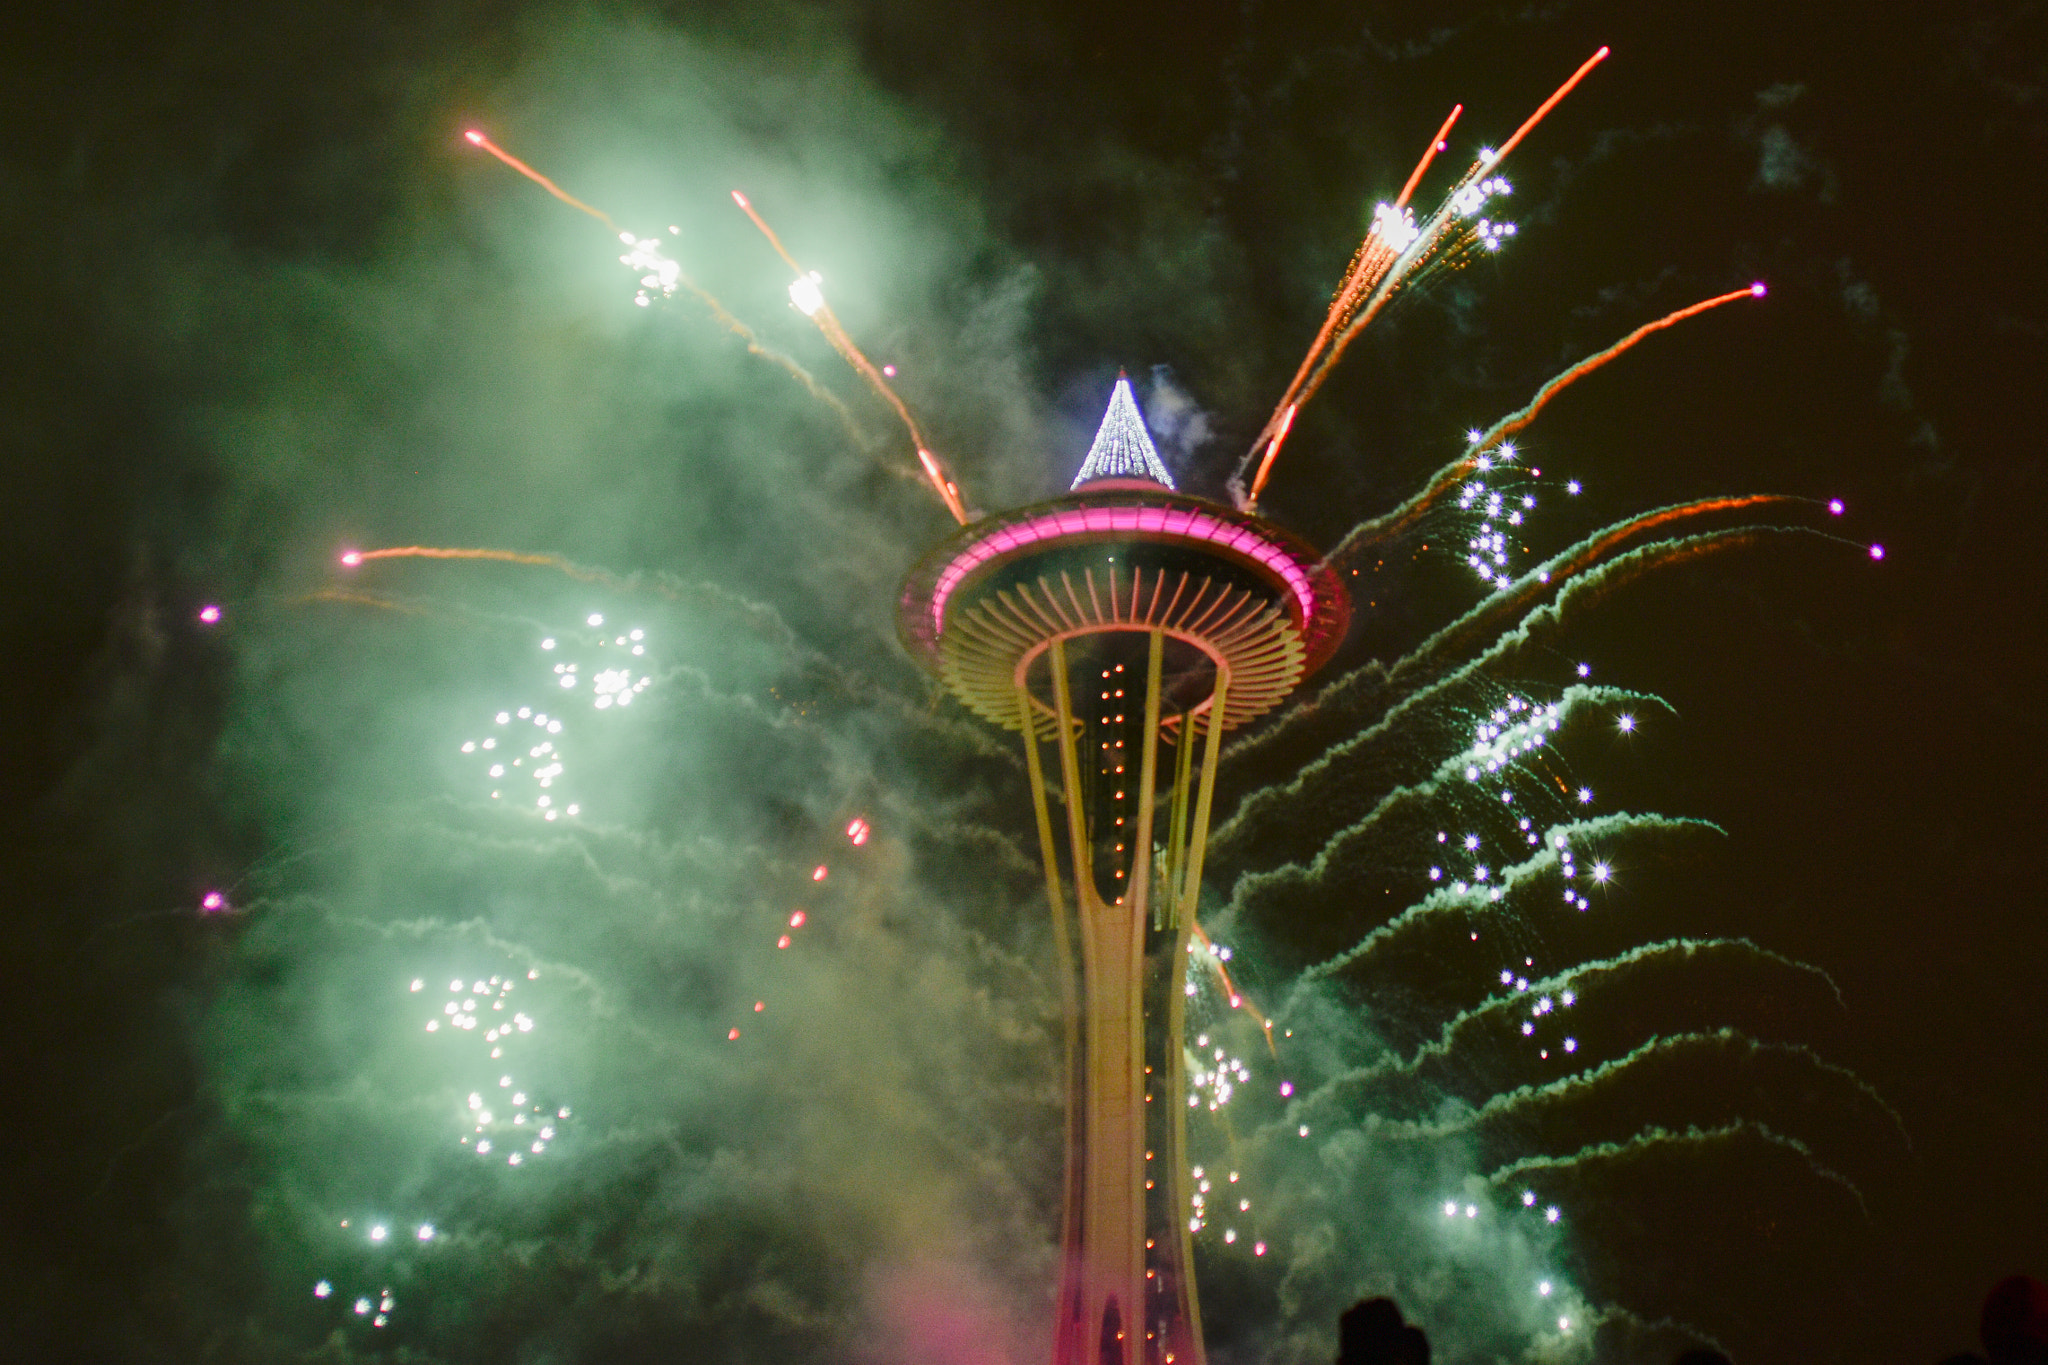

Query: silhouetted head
<box><xmin>1983</xmin><ymin>1276</ymin><xmax>2048</xmax><ymax>1365</ymax></box>
<box><xmin>1673</xmin><ymin>1350</ymin><xmax>1733</xmax><ymax>1365</ymax></box>
<box><xmin>1338</xmin><ymin>1298</ymin><xmax>1429</xmax><ymax>1365</ymax></box>
<box><xmin>1338</xmin><ymin>1298</ymin><xmax>1405</xmax><ymax>1365</ymax></box>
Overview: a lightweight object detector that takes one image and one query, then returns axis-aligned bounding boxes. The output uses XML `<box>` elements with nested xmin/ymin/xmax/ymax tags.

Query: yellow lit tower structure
<box><xmin>898</xmin><ymin>378</ymin><xmax>1350</xmax><ymax>1365</ymax></box>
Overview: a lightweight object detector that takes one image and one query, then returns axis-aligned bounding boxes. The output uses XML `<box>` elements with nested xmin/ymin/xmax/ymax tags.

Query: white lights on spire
<box><xmin>1071</xmin><ymin>375</ymin><xmax>1177</xmax><ymax>490</ymax></box>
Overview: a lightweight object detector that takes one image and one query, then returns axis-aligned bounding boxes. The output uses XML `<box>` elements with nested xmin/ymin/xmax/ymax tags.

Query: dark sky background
<box><xmin>2</xmin><ymin>2</ymin><xmax>2043</xmax><ymax>1362</ymax></box>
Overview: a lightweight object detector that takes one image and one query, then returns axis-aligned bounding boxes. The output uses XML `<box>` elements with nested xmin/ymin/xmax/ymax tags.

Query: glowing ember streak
<box><xmin>1188</xmin><ymin>922</ymin><xmax>1278</xmax><ymax>1056</ymax></box>
<box><xmin>732</xmin><ymin>190</ymin><xmax>969</xmax><ymax>523</ymax></box>
<box><xmin>1476</xmin><ymin>286</ymin><xmax>1761</xmax><ymax>455</ymax></box>
<box><xmin>462</xmin><ymin>130</ymin><xmax>616</xmax><ymax>228</ymax></box>
<box><xmin>1484</xmin><ymin>46</ymin><xmax>1609</xmax><ymax>172</ymax></box>
<box><xmin>461</xmin><ymin>134</ymin><xmax>863</xmax><ymax>440</ymax></box>
<box><xmin>1247</xmin><ymin>404</ymin><xmax>1300</xmax><ymax>499</ymax></box>
<box><xmin>1396</xmin><ymin>104</ymin><xmax>1464</xmax><ymax>209</ymax></box>
<box><xmin>336</xmin><ymin>545</ymin><xmax>653</xmax><ymax>595</ymax></box>
<box><xmin>1239</xmin><ymin>48</ymin><xmax>1609</xmax><ymax>506</ymax></box>
<box><xmin>1389</xmin><ymin>497</ymin><xmax>1800</xmax><ymax>682</ymax></box>
<box><xmin>348</xmin><ymin>545</ymin><xmax>564</xmax><ymax>568</ymax></box>
<box><xmin>1326</xmin><ymin>287</ymin><xmax>1768</xmax><ymax>566</ymax></box>
<box><xmin>295</xmin><ymin>588</ymin><xmax>429</xmax><ymax>616</ymax></box>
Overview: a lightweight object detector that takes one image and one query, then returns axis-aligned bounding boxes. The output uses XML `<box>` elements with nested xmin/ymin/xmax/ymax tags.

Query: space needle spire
<box><xmin>1072</xmin><ymin>374</ymin><xmax>1178</xmax><ymax>490</ymax></box>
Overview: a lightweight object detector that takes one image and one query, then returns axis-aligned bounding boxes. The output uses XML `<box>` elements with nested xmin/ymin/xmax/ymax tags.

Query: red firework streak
<box><xmin>1257</xmin><ymin>101</ymin><xmax>1467</xmax><ymax>492</ymax></box>
<box><xmin>730</xmin><ymin>190</ymin><xmax>969</xmax><ymax>524</ymax></box>
<box><xmin>463</xmin><ymin>131</ymin><xmax>617</xmax><ymax>228</ymax></box>
<box><xmin>1244</xmin><ymin>47</ymin><xmax>1613</xmax><ymax>508</ymax></box>
<box><xmin>336</xmin><ymin>545</ymin><xmax>646</xmax><ymax>594</ymax></box>
<box><xmin>1327</xmin><ymin>284</ymin><xmax>1768</xmax><ymax>562</ymax></box>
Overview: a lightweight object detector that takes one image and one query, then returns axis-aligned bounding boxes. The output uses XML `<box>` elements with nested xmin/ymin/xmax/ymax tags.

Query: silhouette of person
<box><xmin>1337</xmin><ymin>1296</ymin><xmax>1429</xmax><ymax>1365</ymax></box>
<box><xmin>1673</xmin><ymin>1350</ymin><xmax>1733</xmax><ymax>1365</ymax></box>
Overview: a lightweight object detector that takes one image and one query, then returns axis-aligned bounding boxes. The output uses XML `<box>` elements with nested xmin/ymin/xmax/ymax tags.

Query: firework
<box><xmin>337</xmin><ymin>544</ymin><xmax>677</xmax><ymax>602</ymax></box>
<box><xmin>463</xmin><ymin>130</ymin><xmax>617</xmax><ymax>227</ymax></box>
<box><xmin>461</xmin><ymin>129</ymin><xmax>870</xmax><ymax>442</ymax></box>
<box><xmin>1239</xmin><ymin>48</ymin><xmax>1612</xmax><ymax>508</ymax></box>
<box><xmin>262</xmin><ymin>57</ymin><xmax>1891</xmax><ymax>1365</ymax></box>
<box><xmin>1323</xmin><ymin>285</ymin><xmax>1772</xmax><ymax>566</ymax></box>
<box><xmin>731</xmin><ymin>190</ymin><xmax>969</xmax><ymax>523</ymax></box>
<box><xmin>1246</xmin><ymin>104</ymin><xmax>1464</xmax><ymax>494</ymax></box>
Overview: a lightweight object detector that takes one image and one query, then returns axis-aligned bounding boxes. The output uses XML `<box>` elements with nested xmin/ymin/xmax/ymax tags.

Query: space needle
<box><xmin>899</xmin><ymin>377</ymin><xmax>1349</xmax><ymax>1365</ymax></box>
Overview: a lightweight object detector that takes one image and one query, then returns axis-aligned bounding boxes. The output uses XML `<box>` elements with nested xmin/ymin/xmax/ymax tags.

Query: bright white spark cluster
<box><xmin>1458</xmin><ymin>475</ymin><xmax>1538</xmax><ymax>591</ymax></box>
<box><xmin>1449</xmin><ymin>175</ymin><xmax>1517</xmax><ymax>251</ymax></box>
<box><xmin>1186</xmin><ymin>1031</ymin><xmax>1251</xmax><ymax>1113</ymax></box>
<box><xmin>419</xmin><ymin>969</ymin><xmax>574</xmax><ymax>1164</ymax></box>
<box><xmin>1463</xmin><ymin>695</ymin><xmax>1562</xmax><ymax>781</ymax></box>
<box><xmin>1186</xmin><ymin>1163</ymin><xmax>1250</xmax><ymax>1242</ymax></box>
<box><xmin>620</xmin><ymin>228</ymin><xmax>684</xmax><ymax>307</ymax></box>
<box><xmin>458</xmin><ymin>622</ymin><xmax>652</xmax><ymax>818</ymax></box>
<box><xmin>1370</xmin><ymin>201</ymin><xmax>1420</xmax><ymax>253</ymax></box>
<box><xmin>312</xmin><ymin>1234</ymin><xmax>405</xmax><ymax>1330</ymax></box>
<box><xmin>1176</xmin><ymin>938</ymin><xmax>1286</xmax><ymax>1257</ymax></box>
<box><xmin>1450</xmin><ymin>174</ymin><xmax>1513</xmax><ymax>219</ymax></box>
<box><xmin>462</xmin><ymin>1082</ymin><xmax>568</xmax><ymax>1166</ymax></box>
<box><xmin>788</xmin><ymin>270</ymin><xmax>824</xmax><ymax>316</ymax></box>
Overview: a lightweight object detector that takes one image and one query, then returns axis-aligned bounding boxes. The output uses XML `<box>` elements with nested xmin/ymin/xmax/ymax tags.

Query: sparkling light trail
<box><xmin>1240</xmin><ymin>48</ymin><xmax>1612</xmax><ymax>507</ymax></box>
<box><xmin>462</xmin><ymin>130</ymin><xmax>615</xmax><ymax>227</ymax></box>
<box><xmin>731</xmin><ymin>190</ymin><xmax>968</xmax><ymax>523</ymax></box>
<box><xmin>1396</xmin><ymin>105</ymin><xmax>1464</xmax><ymax>209</ymax></box>
<box><xmin>1324</xmin><ymin>287</ymin><xmax>1774</xmax><ymax>566</ymax></box>
<box><xmin>460</xmin><ymin>130</ymin><xmax>867</xmax><ymax>440</ymax></box>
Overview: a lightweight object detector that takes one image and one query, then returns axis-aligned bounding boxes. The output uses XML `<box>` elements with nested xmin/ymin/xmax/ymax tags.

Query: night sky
<box><xmin>3</xmin><ymin>2</ymin><xmax>2043</xmax><ymax>1362</ymax></box>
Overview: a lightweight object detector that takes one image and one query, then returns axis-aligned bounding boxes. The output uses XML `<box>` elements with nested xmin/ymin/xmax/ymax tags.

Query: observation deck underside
<box><xmin>897</xmin><ymin>485</ymin><xmax>1349</xmax><ymax>1365</ymax></box>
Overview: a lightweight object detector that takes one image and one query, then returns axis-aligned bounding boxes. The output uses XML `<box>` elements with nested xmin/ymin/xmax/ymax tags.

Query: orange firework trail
<box><xmin>1552</xmin><ymin>494</ymin><xmax>1795</xmax><ymax>582</ymax></box>
<box><xmin>463</xmin><ymin>131</ymin><xmax>616</xmax><ymax>228</ymax></box>
<box><xmin>460</xmin><ymin>132</ymin><xmax>868</xmax><ymax>445</ymax></box>
<box><xmin>1190</xmin><ymin>921</ymin><xmax>1279</xmax><ymax>1058</ymax></box>
<box><xmin>338</xmin><ymin>545</ymin><xmax>642</xmax><ymax>592</ymax></box>
<box><xmin>1385</xmin><ymin>495</ymin><xmax>1798</xmax><ymax>687</ymax></box>
<box><xmin>731</xmin><ymin>190</ymin><xmax>969</xmax><ymax>524</ymax></box>
<box><xmin>1395</xmin><ymin>104</ymin><xmax>1464</xmax><ymax>209</ymax></box>
<box><xmin>293</xmin><ymin>588</ymin><xmax>430</xmax><ymax>615</ymax></box>
<box><xmin>1325</xmin><ymin>284</ymin><xmax>1767</xmax><ymax>566</ymax></box>
<box><xmin>1474</xmin><ymin>285</ymin><xmax>1762</xmax><ymax>455</ymax></box>
<box><xmin>1486</xmin><ymin>45</ymin><xmax>1609</xmax><ymax>171</ymax></box>
<box><xmin>1241</xmin><ymin>49</ymin><xmax>1611</xmax><ymax>508</ymax></box>
<box><xmin>343</xmin><ymin>546</ymin><xmax>568</xmax><ymax>568</ymax></box>
<box><xmin>1244</xmin><ymin>105</ymin><xmax>1466</xmax><ymax>504</ymax></box>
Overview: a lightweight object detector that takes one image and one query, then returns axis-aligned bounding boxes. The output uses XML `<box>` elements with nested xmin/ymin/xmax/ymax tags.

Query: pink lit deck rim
<box><xmin>929</xmin><ymin>504</ymin><xmax>1316</xmax><ymax>639</ymax></box>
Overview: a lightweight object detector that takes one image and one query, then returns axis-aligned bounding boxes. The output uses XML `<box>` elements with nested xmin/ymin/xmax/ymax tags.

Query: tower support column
<box><xmin>1023</xmin><ymin>632</ymin><xmax>1229</xmax><ymax>1365</ymax></box>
